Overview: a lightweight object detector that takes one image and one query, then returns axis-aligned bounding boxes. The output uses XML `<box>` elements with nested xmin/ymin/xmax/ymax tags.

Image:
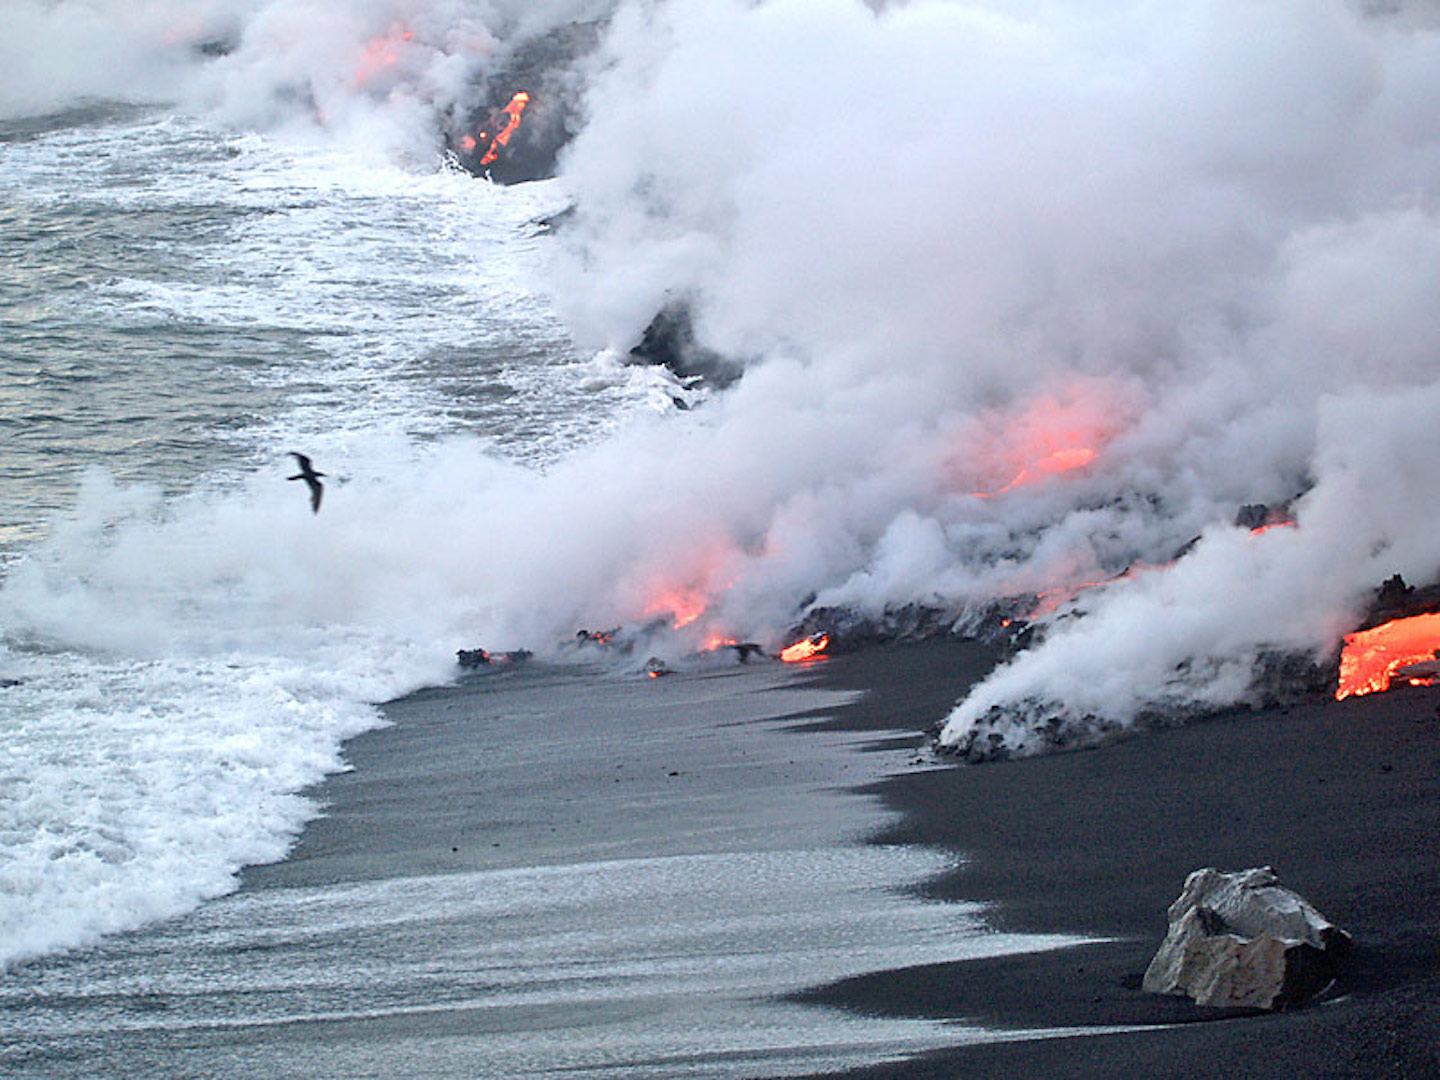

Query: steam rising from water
<box><xmin>7</xmin><ymin>0</ymin><xmax>1440</xmax><ymax>758</ymax></box>
<box><xmin>2</xmin><ymin>0</ymin><xmax>607</xmax><ymax>158</ymax></box>
<box><xmin>548</xmin><ymin>0</ymin><xmax>1440</xmax><ymax>750</ymax></box>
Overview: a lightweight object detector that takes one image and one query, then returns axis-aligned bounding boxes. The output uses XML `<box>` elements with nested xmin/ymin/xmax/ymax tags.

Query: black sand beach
<box><xmin>15</xmin><ymin>642</ymin><xmax>1434</xmax><ymax>1079</ymax></box>
<box><xmin>790</xmin><ymin>642</ymin><xmax>1440</xmax><ymax>1079</ymax></box>
<box><xmin>4</xmin><ymin>657</ymin><xmax>1083</xmax><ymax>1080</ymax></box>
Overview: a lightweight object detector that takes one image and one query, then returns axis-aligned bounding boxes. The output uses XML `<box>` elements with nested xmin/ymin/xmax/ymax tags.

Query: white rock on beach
<box><xmin>1142</xmin><ymin>866</ymin><xmax>1352</xmax><ymax>1010</ymax></box>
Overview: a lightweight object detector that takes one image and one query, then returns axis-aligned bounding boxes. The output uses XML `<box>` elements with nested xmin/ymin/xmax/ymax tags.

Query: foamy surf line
<box><xmin>0</xmin><ymin>648</ymin><xmax>394</xmax><ymax>970</ymax></box>
<box><xmin>0</xmin><ymin>656</ymin><xmax>1099</xmax><ymax>1080</ymax></box>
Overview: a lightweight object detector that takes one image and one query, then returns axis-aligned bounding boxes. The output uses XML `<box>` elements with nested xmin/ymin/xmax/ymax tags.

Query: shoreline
<box><xmin>19</xmin><ymin>640</ymin><xmax>1432</xmax><ymax>1078</ymax></box>
<box><xmin>787</xmin><ymin>641</ymin><xmax>1440</xmax><ymax>1078</ymax></box>
<box><xmin>13</xmin><ymin>655</ymin><xmax>1083</xmax><ymax>1080</ymax></box>
<box><xmin>203</xmin><ymin>653</ymin><xmax>1095</xmax><ymax>1079</ymax></box>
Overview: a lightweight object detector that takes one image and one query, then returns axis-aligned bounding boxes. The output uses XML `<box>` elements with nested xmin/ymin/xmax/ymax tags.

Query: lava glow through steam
<box><xmin>10</xmin><ymin>0</ymin><xmax>1440</xmax><ymax>760</ymax></box>
<box><xmin>949</xmin><ymin>385</ymin><xmax>1127</xmax><ymax>501</ymax></box>
<box><xmin>972</xmin><ymin>446</ymin><xmax>1099</xmax><ymax>499</ymax></box>
<box><xmin>354</xmin><ymin>25</ymin><xmax>414</xmax><ymax>88</ymax></box>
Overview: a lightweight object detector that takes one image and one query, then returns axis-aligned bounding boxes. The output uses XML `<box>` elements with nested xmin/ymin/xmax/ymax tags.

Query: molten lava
<box><xmin>974</xmin><ymin>446</ymin><xmax>1098</xmax><ymax>499</ymax></box>
<box><xmin>1249</xmin><ymin>520</ymin><xmax>1297</xmax><ymax>537</ymax></box>
<box><xmin>644</xmin><ymin>587</ymin><xmax>707</xmax><ymax>630</ymax></box>
<box><xmin>477</xmin><ymin>91</ymin><xmax>531</xmax><ymax>168</ymax></box>
<box><xmin>780</xmin><ymin>634</ymin><xmax>829</xmax><ymax>663</ymax></box>
<box><xmin>952</xmin><ymin>384</ymin><xmax>1130</xmax><ymax>499</ymax></box>
<box><xmin>1335</xmin><ymin>612</ymin><xmax>1440</xmax><ymax>700</ymax></box>
<box><xmin>355</xmin><ymin>27</ymin><xmax>413</xmax><ymax>87</ymax></box>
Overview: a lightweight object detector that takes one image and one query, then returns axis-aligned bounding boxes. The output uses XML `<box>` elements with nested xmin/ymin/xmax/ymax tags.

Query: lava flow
<box><xmin>973</xmin><ymin>445</ymin><xmax>1098</xmax><ymax>499</ymax></box>
<box><xmin>1249</xmin><ymin>521</ymin><xmax>1296</xmax><ymax>536</ymax></box>
<box><xmin>953</xmin><ymin>385</ymin><xmax>1128</xmax><ymax>499</ymax></box>
<box><xmin>470</xmin><ymin>91</ymin><xmax>530</xmax><ymax>167</ymax></box>
<box><xmin>644</xmin><ymin>587</ymin><xmax>707</xmax><ymax>631</ymax></box>
<box><xmin>780</xmin><ymin>634</ymin><xmax>829</xmax><ymax>663</ymax></box>
<box><xmin>1335</xmin><ymin>612</ymin><xmax>1440</xmax><ymax>700</ymax></box>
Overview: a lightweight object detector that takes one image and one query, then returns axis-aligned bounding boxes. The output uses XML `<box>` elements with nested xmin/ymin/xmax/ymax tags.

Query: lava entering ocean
<box><xmin>780</xmin><ymin>634</ymin><xmax>829</xmax><ymax>663</ymax></box>
<box><xmin>1336</xmin><ymin>613</ymin><xmax>1440</xmax><ymax>701</ymax></box>
<box><xmin>477</xmin><ymin>91</ymin><xmax>530</xmax><ymax>168</ymax></box>
<box><xmin>156</xmin><ymin>0</ymin><xmax>1440</xmax><ymax>753</ymax></box>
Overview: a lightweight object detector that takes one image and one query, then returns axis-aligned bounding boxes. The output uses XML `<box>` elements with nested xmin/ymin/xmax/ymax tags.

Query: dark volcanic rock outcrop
<box><xmin>628</xmin><ymin>303</ymin><xmax>745</xmax><ymax>392</ymax></box>
<box><xmin>445</xmin><ymin>21</ymin><xmax>604</xmax><ymax>183</ymax></box>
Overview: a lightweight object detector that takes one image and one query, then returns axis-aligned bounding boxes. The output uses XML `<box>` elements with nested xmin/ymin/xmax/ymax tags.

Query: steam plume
<box><xmin>9</xmin><ymin>0</ymin><xmax>1440</xmax><ymax>756</ymax></box>
<box><xmin>549</xmin><ymin>0</ymin><xmax>1440</xmax><ymax>748</ymax></box>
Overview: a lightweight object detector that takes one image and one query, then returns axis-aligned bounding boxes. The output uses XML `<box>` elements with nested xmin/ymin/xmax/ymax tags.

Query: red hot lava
<box><xmin>644</xmin><ymin>587</ymin><xmax>707</xmax><ymax>631</ymax></box>
<box><xmin>1249</xmin><ymin>521</ymin><xmax>1297</xmax><ymax>536</ymax></box>
<box><xmin>951</xmin><ymin>384</ymin><xmax>1132</xmax><ymax>500</ymax></box>
<box><xmin>473</xmin><ymin>91</ymin><xmax>531</xmax><ymax>168</ymax></box>
<box><xmin>1336</xmin><ymin>612</ymin><xmax>1440</xmax><ymax>700</ymax></box>
<box><xmin>780</xmin><ymin>634</ymin><xmax>829</xmax><ymax>663</ymax></box>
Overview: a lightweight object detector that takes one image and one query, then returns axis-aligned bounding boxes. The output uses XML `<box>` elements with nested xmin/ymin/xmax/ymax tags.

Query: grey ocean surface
<box><xmin>0</xmin><ymin>104</ymin><xmax>598</xmax><ymax>552</ymax></box>
<box><xmin>1</xmin><ymin>105</ymin><xmax>1088</xmax><ymax>1077</ymax></box>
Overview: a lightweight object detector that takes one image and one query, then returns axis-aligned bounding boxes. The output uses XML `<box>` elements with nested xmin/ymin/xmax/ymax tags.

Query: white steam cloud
<box><xmin>8</xmin><ymin>0</ymin><xmax>1440</xmax><ymax>757</ymax></box>
<box><xmin>0</xmin><ymin>0</ymin><xmax>605</xmax><ymax>159</ymax></box>
<box><xmin>544</xmin><ymin>0</ymin><xmax>1440</xmax><ymax>749</ymax></box>
<box><xmin>0</xmin><ymin>0</ymin><xmax>215</xmax><ymax>116</ymax></box>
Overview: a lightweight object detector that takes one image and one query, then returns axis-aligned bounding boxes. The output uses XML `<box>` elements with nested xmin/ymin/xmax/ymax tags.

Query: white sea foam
<box><xmin>0</xmin><ymin>656</ymin><xmax>375</xmax><ymax>967</ymax></box>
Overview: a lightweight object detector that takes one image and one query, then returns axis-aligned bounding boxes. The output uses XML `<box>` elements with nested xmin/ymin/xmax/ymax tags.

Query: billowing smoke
<box><xmin>545</xmin><ymin>0</ymin><xmax>1440</xmax><ymax>749</ymax></box>
<box><xmin>8</xmin><ymin>0</ymin><xmax>1440</xmax><ymax>758</ymax></box>
<box><xmin>0</xmin><ymin>0</ymin><xmax>215</xmax><ymax>115</ymax></box>
<box><xmin>0</xmin><ymin>0</ymin><xmax>607</xmax><ymax>161</ymax></box>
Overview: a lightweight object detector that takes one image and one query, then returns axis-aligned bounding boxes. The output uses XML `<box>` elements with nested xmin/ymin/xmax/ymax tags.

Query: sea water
<box><xmin>0</xmin><ymin>103</ymin><xmax>645</xmax><ymax>969</ymax></box>
<box><xmin>0</xmin><ymin>101</ymin><xmax>1092</xmax><ymax>1077</ymax></box>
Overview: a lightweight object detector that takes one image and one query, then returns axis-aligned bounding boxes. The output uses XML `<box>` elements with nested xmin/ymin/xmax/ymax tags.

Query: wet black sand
<box><xmin>789</xmin><ymin>641</ymin><xmax>1440</xmax><ymax>1079</ymax></box>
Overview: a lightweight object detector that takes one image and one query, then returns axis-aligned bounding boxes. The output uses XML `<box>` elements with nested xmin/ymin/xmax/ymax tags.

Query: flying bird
<box><xmin>287</xmin><ymin>452</ymin><xmax>325</xmax><ymax>514</ymax></box>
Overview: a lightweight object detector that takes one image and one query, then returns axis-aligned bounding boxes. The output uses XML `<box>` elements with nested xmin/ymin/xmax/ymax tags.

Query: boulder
<box><xmin>1142</xmin><ymin>866</ymin><xmax>1351</xmax><ymax>1010</ymax></box>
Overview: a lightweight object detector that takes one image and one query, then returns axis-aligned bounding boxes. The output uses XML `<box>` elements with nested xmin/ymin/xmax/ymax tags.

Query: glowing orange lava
<box><xmin>1249</xmin><ymin>520</ymin><xmax>1297</xmax><ymax>536</ymax></box>
<box><xmin>477</xmin><ymin>91</ymin><xmax>530</xmax><ymax>167</ymax></box>
<box><xmin>780</xmin><ymin>634</ymin><xmax>829</xmax><ymax>663</ymax></box>
<box><xmin>1336</xmin><ymin>612</ymin><xmax>1440</xmax><ymax>700</ymax></box>
<box><xmin>644</xmin><ymin>587</ymin><xmax>707</xmax><ymax>630</ymax></box>
<box><xmin>355</xmin><ymin>27</ymin><xmax>413</xmax><ymax>86</ymax></box>
<box><xmin>974</xmin><ymin>446</ymin><xmax>1098</xmax><ymax>499</ymax></box>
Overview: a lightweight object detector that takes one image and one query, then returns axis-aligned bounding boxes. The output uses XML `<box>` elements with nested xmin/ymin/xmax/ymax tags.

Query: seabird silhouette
<box><xmin>287</xmin><ymin>452</ymin><xmax>325</xmax><ymax>514</ymax></box>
